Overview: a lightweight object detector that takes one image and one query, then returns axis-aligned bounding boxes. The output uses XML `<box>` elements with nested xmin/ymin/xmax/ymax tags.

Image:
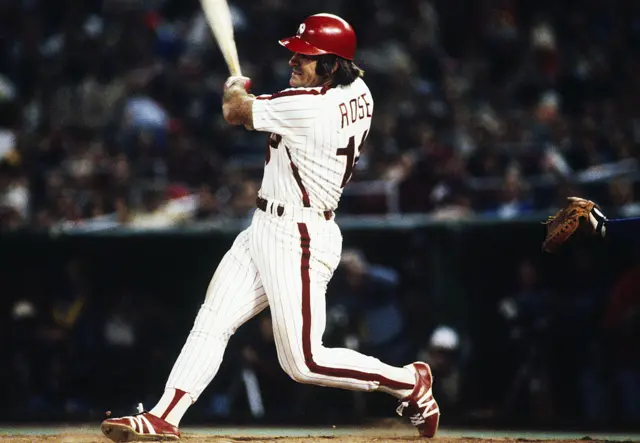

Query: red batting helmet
<box><xmin>279</xmin><ymin>13</ymin><xmax>357</xmax><ymax>61</ymax></box>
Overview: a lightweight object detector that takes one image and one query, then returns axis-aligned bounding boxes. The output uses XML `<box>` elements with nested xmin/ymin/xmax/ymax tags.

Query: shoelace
<box><xmin>396</xmin><ymin>401</ymin><xmax>425</xmax><ymax>426</ymax></box>
<box><xmin>396</xmin><ymin>396</ymin><xmax>438</xmax><ymax>427</ymax></box>
<box><xmin>121</xmin><ymin>403</ymin><xmax>147</xmax><ymax>421</ymax></box>
<box><xmin>395</xmin><ymin>401</ymin><xmax>408</xmax><ymax>417</ymax></box>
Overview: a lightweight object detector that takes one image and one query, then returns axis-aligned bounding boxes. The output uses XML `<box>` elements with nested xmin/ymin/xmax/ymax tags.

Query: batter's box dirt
<box><xmin>0</xmin><ymin>435</ymin><xmax>632</xmax><ymax>443</ymax></box>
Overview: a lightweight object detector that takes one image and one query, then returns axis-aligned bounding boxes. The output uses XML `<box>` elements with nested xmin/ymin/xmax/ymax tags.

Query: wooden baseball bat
<box><xmin>200</xmin><ymin>0</ymin><xmax>243</xmax><ymax>76</ymax></box>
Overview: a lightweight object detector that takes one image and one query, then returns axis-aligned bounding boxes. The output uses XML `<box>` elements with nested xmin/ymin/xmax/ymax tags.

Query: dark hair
<box><xmin>313</xmin><ymin>54</ymin><xmax>364</xmax><ymax>87</ymax></box>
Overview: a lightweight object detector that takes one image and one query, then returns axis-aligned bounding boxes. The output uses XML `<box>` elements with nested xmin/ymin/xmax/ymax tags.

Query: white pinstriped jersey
<box><xmin>252</xmin><ymin>77</ymin><xmax>373</xmax><ymax>211</ymax></box>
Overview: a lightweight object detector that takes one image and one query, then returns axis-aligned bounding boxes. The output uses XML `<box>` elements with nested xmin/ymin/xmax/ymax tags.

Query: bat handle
<box><xmin>230</xmin><ymin>67</ymin><xmax>242</xmax><ymax>76</ymax></box>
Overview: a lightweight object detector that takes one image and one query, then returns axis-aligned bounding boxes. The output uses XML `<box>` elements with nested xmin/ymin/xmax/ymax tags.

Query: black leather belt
<box><xmin>256</xmin><ymin>197</ymin><xmax>333</xmax><ymax>220</ymax></box>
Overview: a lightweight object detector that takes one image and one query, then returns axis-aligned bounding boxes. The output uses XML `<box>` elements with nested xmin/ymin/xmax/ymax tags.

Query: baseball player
<box><xmin>101</xmin><ymin>13</ymin><xmax>440</xmax><ymax>442</ymax></box>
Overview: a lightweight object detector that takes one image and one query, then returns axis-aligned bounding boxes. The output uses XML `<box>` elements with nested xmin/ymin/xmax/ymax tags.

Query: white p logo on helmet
<box><xmin>297</xmin><ymin>23</ymin><xmax>305</xmax><ymax>35</ymax></box>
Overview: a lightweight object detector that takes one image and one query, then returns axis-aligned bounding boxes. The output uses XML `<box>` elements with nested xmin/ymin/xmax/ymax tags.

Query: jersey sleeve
<box><xmin>252</xmin><ymin>88</ymin><xmax>321</xmax><ymax>138</ymax></box>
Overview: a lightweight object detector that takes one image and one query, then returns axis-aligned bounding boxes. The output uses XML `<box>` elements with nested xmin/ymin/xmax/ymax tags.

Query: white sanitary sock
<box><xmin>149</xmin><ymin>388</ymin><xmax>193</xmax><ymax>427</ymax></box>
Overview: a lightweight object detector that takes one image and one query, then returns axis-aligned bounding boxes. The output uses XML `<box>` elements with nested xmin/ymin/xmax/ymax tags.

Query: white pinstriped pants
<box><xmin>165</xmin><ymin>207</ymin><xmax>414</xmax><ymax>401</ymax></box>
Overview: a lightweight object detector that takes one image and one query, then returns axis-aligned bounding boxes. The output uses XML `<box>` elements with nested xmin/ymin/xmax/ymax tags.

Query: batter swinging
<box><xmin>101</xmin><ymin>13</ymin><xmax>440</xmax><ymax>442</ymax></box>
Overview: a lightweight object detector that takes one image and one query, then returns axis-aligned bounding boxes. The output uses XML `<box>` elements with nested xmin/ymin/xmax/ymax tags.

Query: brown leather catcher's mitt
<box><xmin>542</xmin><ymin>197</ymin><xmax>607</xmax><ymax>253</ymax></box>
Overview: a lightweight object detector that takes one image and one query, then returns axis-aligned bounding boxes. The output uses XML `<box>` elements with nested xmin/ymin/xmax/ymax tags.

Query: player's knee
<box><xmin>190</xmin><ymin>304</ymin><xmax>236</xmax><ymax>340</ymax></box>
<box><xmin>281</xmin><ymin>363</ymin><xmax>315</xmax><ymax>385</ymax></box>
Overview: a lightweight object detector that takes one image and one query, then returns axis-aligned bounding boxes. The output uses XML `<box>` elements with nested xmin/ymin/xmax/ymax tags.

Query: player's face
<box><xmin>288</xmin><ymin>53</ymin><xmax>322</xmax><ymax>87</ymax></box>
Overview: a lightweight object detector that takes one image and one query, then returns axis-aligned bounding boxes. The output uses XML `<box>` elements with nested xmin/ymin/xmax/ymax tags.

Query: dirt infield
<box><xmin>0</xmin><ymin>433</ymin><xmax>635</xmax><ymax>443</ymax></box>
<box><xmin>0</xmin><ymin>436</ymin><xmax>627</xmax><ymax>443</ymax></box>
<box><xmin>2</xmin><ymin>424</ymin><xmax>637</xmax><ymax>443</ymax></box>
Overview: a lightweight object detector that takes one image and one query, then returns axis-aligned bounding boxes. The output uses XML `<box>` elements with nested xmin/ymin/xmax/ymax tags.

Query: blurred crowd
<box><xmin>496</xmin><ymin>253</ymin><xmax>640</xmax><ymax>426</ymax></box>
<box><xmin>0</xmin><ymin>0</ymin><xmax>640</xmax><ymax>230</ymax></box>
<box><xmin>3</xmin><ymin>241</ymin><xmax>639</xmax><ymax>427</ymax></box>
